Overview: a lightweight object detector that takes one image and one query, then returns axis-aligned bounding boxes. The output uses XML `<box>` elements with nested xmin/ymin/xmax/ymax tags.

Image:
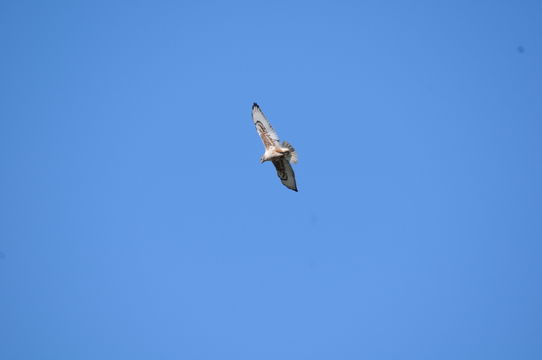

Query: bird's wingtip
<box><xmin>252</xmin><ymin>102</ymin><xmax>259</xmax><ymax>109</ymax></box>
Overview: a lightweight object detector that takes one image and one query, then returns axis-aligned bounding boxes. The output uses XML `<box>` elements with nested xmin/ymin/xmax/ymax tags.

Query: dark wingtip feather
<box><xmin>252</xmin><ymin>102</ymin><xmax>259</xmax><ymax>109</ymax></box>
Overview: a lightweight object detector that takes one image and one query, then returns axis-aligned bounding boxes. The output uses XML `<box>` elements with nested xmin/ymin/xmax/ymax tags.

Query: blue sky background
<box><xmin>1</xmin><ymin>1</ymin><xmax>541</xmax><ymax>359</ymax></box>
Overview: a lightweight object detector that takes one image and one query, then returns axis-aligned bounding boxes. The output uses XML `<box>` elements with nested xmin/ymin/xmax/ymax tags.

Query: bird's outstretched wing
<box><xmin>272</xmin><ymin>157</ymin><xmax>298</xmax><ymax>192</ymax></box>
<box><xmin>252</xmin><ymin>103</ymin><xmax>280</xmax><ymax>150</ymax></box>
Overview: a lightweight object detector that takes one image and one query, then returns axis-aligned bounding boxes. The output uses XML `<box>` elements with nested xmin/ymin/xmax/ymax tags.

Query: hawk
<box><xmin>251</xmin><ymin>103</ymin><xmax>298</xmax><ymax>192</ymax></box>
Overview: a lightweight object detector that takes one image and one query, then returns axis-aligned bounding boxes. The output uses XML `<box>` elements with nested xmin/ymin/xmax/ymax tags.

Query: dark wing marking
<box><xmin>272</xmin><ymin>157</ymin><xmax>298</xmax><ymax>192</ymax></box>
<box><xmin>255</xmin><ymin>121</ymin><xmax>276</xmax><ymax>149</ymax></box>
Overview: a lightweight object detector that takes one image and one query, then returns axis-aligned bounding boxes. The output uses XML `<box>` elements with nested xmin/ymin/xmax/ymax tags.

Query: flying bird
<box><xmin>251</xmin><ymin>103</ymin><xmax>298</xmax><ymax>192</ymax></box>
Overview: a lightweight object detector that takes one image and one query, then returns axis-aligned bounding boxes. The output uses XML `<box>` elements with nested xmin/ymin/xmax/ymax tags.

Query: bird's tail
<box><xmin>282</xmin><ymin>141</ymin><xmax>298</xmax><ymax>164</ymax></box>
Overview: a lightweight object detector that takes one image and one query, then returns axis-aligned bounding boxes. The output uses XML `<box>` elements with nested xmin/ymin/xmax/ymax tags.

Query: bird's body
<box><xmin>251</xmin><ymin>103</ymin><xmax>298</xmax><ymax>192</ymax></box>
<box><xmin>260</xmin><ymin>145</ymin><xmax>289</xmax><ymax>162</ymax></box>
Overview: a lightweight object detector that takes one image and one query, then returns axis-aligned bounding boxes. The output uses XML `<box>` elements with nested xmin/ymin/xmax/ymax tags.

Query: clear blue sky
<box><xmin>1</xmin><ymin>1</ymin><xmax>541</xmax><ymax>359</ymax></box>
